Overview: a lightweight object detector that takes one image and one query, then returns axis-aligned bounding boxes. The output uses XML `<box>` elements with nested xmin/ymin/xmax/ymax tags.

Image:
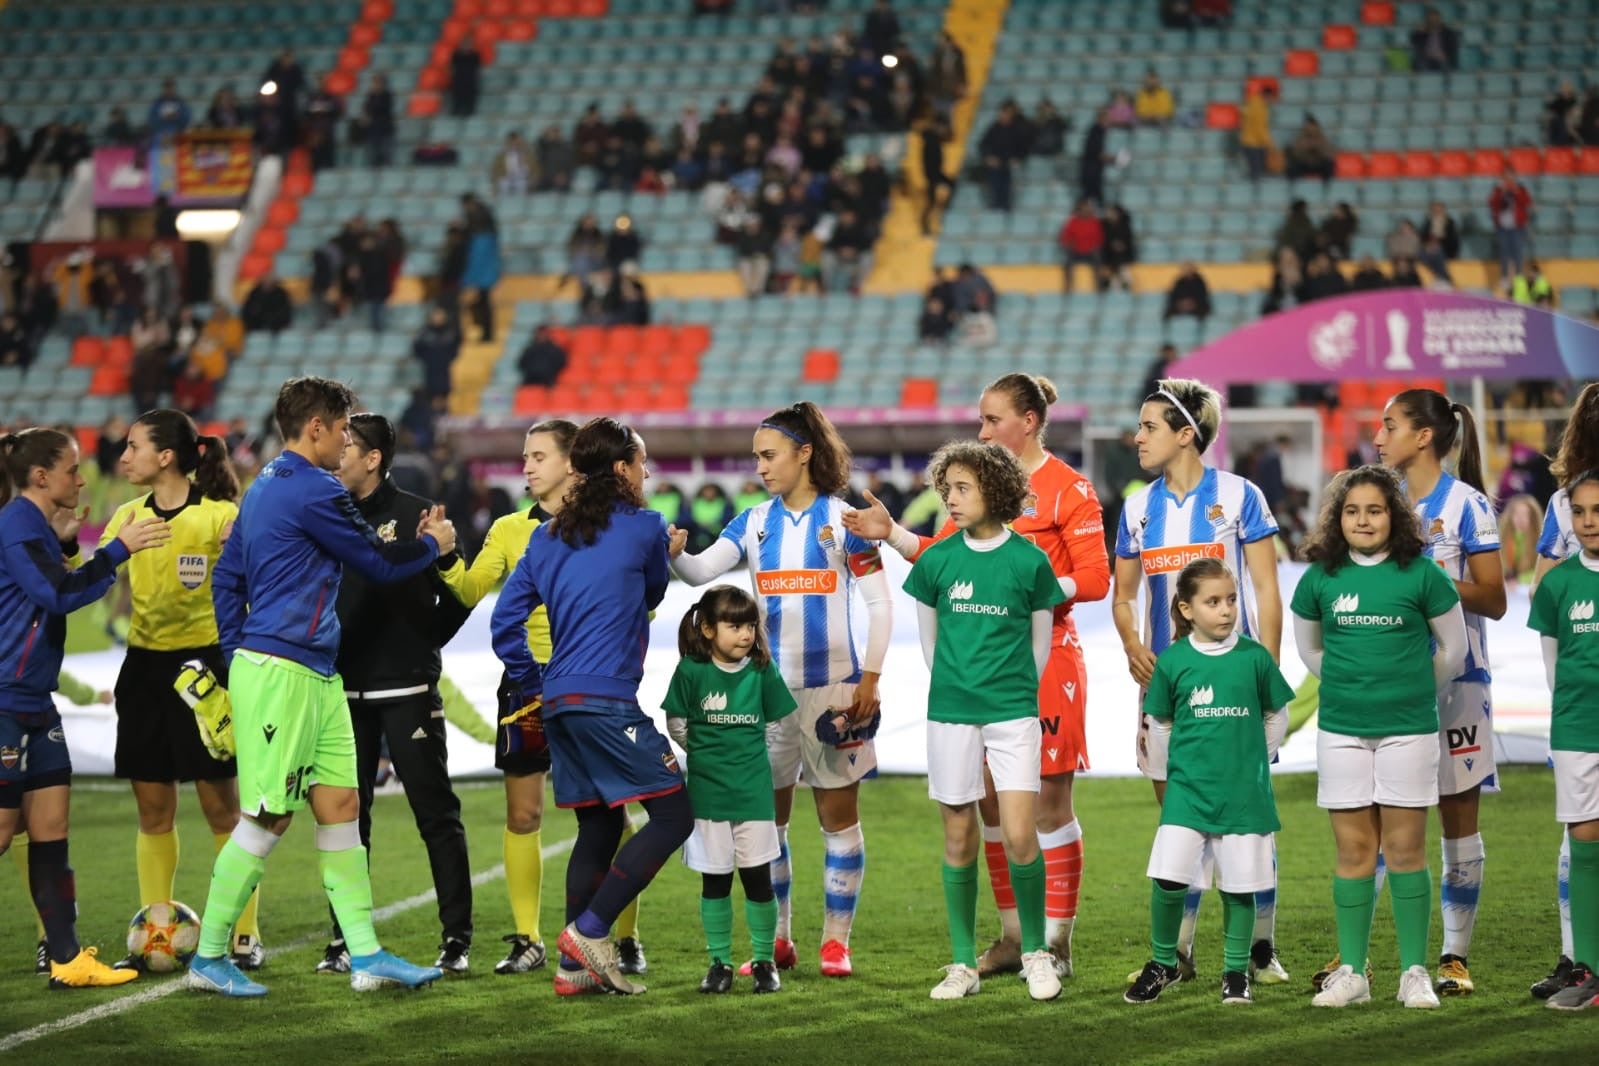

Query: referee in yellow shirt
<box><xmin>99</xmin><ymin>410</ymin><xmax>263</xmax><ymax>970</ymax></box>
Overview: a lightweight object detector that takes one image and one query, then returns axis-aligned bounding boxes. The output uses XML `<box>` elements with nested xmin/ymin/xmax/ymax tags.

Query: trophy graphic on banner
<box><xmin>1382</xmin><ymin>309</ymin><xmax>1415</xmax><ymax>371</ymax></box>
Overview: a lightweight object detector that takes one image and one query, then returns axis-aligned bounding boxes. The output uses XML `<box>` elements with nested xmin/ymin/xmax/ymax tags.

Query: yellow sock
<box><xmin>614</xmin><ymin>818</ymin><xmax>640</xmax><ymax>941</ymax></box>
<box><xmin>12</xmin><ymin>837</ymin><xmax>44</xmax><ymax>939</ymax></box>
<box><xmin>215</xmin><ymin>831</ymin><xmax>262</xmax><ymax>942</ymax></box>
<box><xmin>504</xmin><ymin>827</ymin><xmax>543</xmax><ymax>943</ymax></box>
<box><xmin>136</xmin><ymin>829</ymin><xmax>179</xmax><ymax>906</ymax></box>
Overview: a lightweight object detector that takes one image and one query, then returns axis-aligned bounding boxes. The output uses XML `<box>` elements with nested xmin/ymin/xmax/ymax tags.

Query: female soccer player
<box><xmin>1528</xmin><ymin>468</ymin><xmax>1599</xmax><ymax>1010</ymax></box>
<box><xmin>664</xmin><ymin>585</ymin><xmax>796</xmax><ymax>995</ymax></box>
<box><xmin>438</xmin><ymin>418</ymin><xmax>647</xmax><ymax>983</ymax></box>
<box><xmin>1110</xmin><ymin>378</ymin><xmax>1286</xmax><ymax>984</ymax></box>
<box><xmin>490</xmin><ymin>418</ymin><xmax>691</xmax><ymax>996</ymax></box>
<box><xmin>1127</xmin><ymin>558</ymin><xmax>1292</xmax><ymax>1006</ymax></box>
<box><xmin>842</xmin><ymin>373</ymin><xmax>1108</xmax><ymax>978</ymax></box>
<box><xmin>1293</xmin><ymin>466</ymin><xmax>1466</xmax><ymax>1009</ymax></box>
<box><xmin>1528</xmin><ymin>382</ymin><xmax>1599</xmax><ymax>999</ymax></box>
<box><xmin>0</xmin><ymin>426</ymin><xmax>169</xmax><ymax>988</ymax></box>
<box><xmin>102</xmin><ymin>410</ymin><xmax>261</xmax><ymax>971</ymax></box>
<box><xmin>904</xmin><ymin>440</ymin><xmax>1064</xmax><ymax>1003</ymax></box>
<box><xmin>670</xmin><ymin>402</ymin><xmax>891</xmax><ymax>978</ymax></box>
<box><xmin>1373</xmin><ymin>389</ymin><xmax>1506</xmax><ymax>997</ymax></box>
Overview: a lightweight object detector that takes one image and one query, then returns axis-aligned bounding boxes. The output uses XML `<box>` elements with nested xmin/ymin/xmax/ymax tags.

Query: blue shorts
<box><xmin>544</xmin><ymin>695</ymin><xmax>684</xmax><ymax>810</ymax></box>
<box><xmin>0</xmin><ymin>709</ymin><xmax>73</xmax><ymax>808</ymax></box>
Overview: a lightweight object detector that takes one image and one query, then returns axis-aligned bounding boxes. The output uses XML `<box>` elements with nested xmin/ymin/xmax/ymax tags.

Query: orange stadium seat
<box><xmin>362</xmin><ymin>0</ymin><xmax>394</xmax><ymax>18</ymax></box>
<box><xmin>104</xmin><ymin>336</ymin><xmax>133</xmax><ymax>367</ymax></box>
<box><xmin>803</xmin><ymin>349</ymin><xmax>840</xmax><ymax>383</ymax></box>
<box><xmin>74</xmin><ymin>427</ymin><xmax>98</xmax><ymax>459</ymax></box>
<box><xmin>325</xmin><ymin>70</ymin><xmax>357</xmax><ymax>96</ymax></box>
<box><xmin>1472</xmin><ymin>149</ymin><xmax>1505</xmax><ymax>176</ymax></box>
<box><xmin>1367</xmin><ymin>151</ymin><xmax>1400</xmax><ymax>178</ymax></box>
<box><xmin>656</xmin><ymin>384</ymin><xmax>689</xmax><ymax>410</ymax></box>
<box><xmin>407</xmin><ymin>92</ymin><xmax>441</xmax><ymax>117</ymax></box>
<box><xmin>349</xmin><ymin>22</ymin><xmax>382</xmax><ymax>49</ymax></box>
<box><xmin>1205</xmin><ymin>103</ymin><xmax>1239</xmax><ymax>130</ymax></box>
<box><xmin>674</xmin><ymin>324</ymin><xmax>711</xmax><ymax>357</ymax></box>
<box><xmin>1322</xmin><ymin>25</ymin><xmax>1357</xmax><ymax>50</ymax></box>
<box><xmin>418</xmin><ymin>66</ymin><xmax>449</xmax><ymax>91</ymax></box>
<box><xmin>1437</xmin><ymin>150</ymin><xmax>1470</xmax><ymax>176</ymax></box>
<box><xmin>638</xmin><ymin>325</ymin><xmax>673</xmax><ymax>358</ymax></box>
<box><xmin>457</xmin><ymin>0</ymin><xmax>484</xmax><ymax>16</ymax></box>
<box><xmin>267</xmin><ymin>198</ymin><xmax>300</xmax><ymax>227</ymax></box>
<box><xmin>616</xmin><ymin>386</ymin><xmax>652</xmax><ymax>412</ymax></box>
<box><xmin>1245</xmin><ymin>76</ymin><xmax>1280</xmax><ymax>98</ymax></box>
<box><xmin>514</xmin><ymin>386</ymin><xmax>550</xmax><ymax>414</ymax></box>
<box><xmin>486</xmin><ymin>0</ymin><xmax>514</xmax><ymax>16</ymax></box>
<box><xmin>1580</xmin><ymin>149</ymin><xmax>1599</xmax><ymax>175</ymax></box>
<box><xmin>1508</xmin><ymin>147</ymin><xmax>1542</xmax><ymax>174</ymax></box>
<box><xmin>1402</xmin><ymin>151</ymin><xmax>1436</xmax><ymax>178</ymax></box>
<box><xmin>240</xmin><ymin>252</ymin><xmax>274</xmax><ymax>280</ymax></box>
<box><xmin>70</xmin><ymin>336</ymin><xmax>104</xmax><ymax>367</ymax></box>
<box><xmin>1543</xmin><ymin>147</ymin><xmax>1576</xmax><ymax>174</ymax></box>
<box><xmin>662</xmin><ymin>354</ymin><xmax>699</xmax><ymax>384</ymax></box>
<box><xmin>1361</xmin><ymin>1</ymin><xmax>1395</xmax><ymax>25</ymax></box>
<box><xmin>253</xmin><ymin>226</ymin><xmax>287</xmax><ymax>255</ymax></box>
<box><xmin>504</xmin><ymin>19</ymin><xmax>538</xmax><ymax>41</ymax></box>
<box><xmin>337</xmin><ymin>45</ymin><xmax>370</xmax><ymax>72</ymax></box>
<box><xmin>900</xmin><ymin>378</ymin><xmax>938</xmax><ymax>407</ymax></box>
<box><xmin>1335</xmin><ymin>152</ymin><xmax>1366</xmax><ymax>179</ymax></box>
<box><xmin>88</xmin><ymin>365</ymin><xmax>129</xmax><ymax>397</ymax></box>
<box><xmin>577</xmin><ymin>0</ymin><xmax>606</xmax><ymax>15</ymax></box>
<box><xmin>1284</xmin><ymin>49</ymin><xmax>1319</xmax><ymax>77</ymax></box>
<box><xmin>547</xmin><ymin>0</ymin><xmax>579</xmax><ymax>15</ymax></box>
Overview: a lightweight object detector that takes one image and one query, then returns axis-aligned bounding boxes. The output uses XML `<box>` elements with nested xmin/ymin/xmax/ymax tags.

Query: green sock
<box><xmin>1220</xmin><ymin>891</ymin><xmax>1254</xmax><ymax>974</ymax></box>
<box><xmin>1387</xmin><ymin>868</ymin><xmax>1432</xmax><ymax>970</ymax></box>
<box><xmin>700</xmin><ymin>894</ymin><xmax>733</xmax><ymax>964</ymax></box>
<box><xmin>1009</xmin><ymin>853</ymin><xmax>1047</xmax><ymax>954</ymax></box>
<box><xmin>321</xmin><ymin>845</ymin><xmax>381</xmax><ymax>957</ymax></box>
<box><xmin>1569</xmin><ymin>838</ymin><xmax>1599</xmax><ymax>968</ymax></box>
<box><xmin>1150</xmin><ymin>882</ymin><xmax>1187</xmax><ymax>968</ymax></box>
<box><xmin>746</xmin><ymin>896</ymin><xmax>778</xmax><ymax>963</ymax></box>
<box><xmin>1333</xmin><ymin>875</ymin><xmax>1377</xmax><ymax>972</ymax></box>
<box><xmin>197</xmin><ymin>840</ymin><xmax>266</xmax><ymax>958</ymax></box>
<box><xmin>942</xmin><ymin>860</ymin><xmax>980</xmax><ymax>967</ymax></box>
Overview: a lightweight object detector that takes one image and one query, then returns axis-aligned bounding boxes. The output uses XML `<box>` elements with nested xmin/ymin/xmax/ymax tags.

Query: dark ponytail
<box><xmin>548</xmin><ymin>417</ymin><xmax>642</xmax><ymax>548</ymax></box>
<box><xmin>677</xmin><ymin>585</ymin><xmax>769</xmax><ymax>668</ymax></box>
<box><xmin>759</xmin><ymin>401</ymin><xmax>852</xmax><ymax>496</ymax></box>
<box><xmin>134</xmin><ymin>408</ymin><xmax>240</xmax><ymax>502</ymax></box>
<box><xmin>1389</xmin><ymin>388</ymin><xmax>1490</xmax><ymax>501</ymax></box>
<box><xmin>0</xmin><ymin>428</ymin><xmax>74</xmax><ymax>509</ymax></box>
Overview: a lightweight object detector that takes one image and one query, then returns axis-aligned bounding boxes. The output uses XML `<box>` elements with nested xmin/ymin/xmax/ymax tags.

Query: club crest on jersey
<box><xmin>1429</xmin><ymin>517</ymin><xmax>1446</xmax><ymax>541</ymax></box>
<box><xmin>376</xmin><ymin>520</ymin><xmax>397</xmax><ymax>543</ymax></box>
<box><xmin>176</xmin><ymin>554</ymin><xmax>208</xmax><ymax>590</ymax></box>
<box><xmin>1021</xmin><ymin>493</ymin><xmax>1039</xmax><ymax>518</ymax></box>
<box><xmin>1206</xmin><ymin>504</ymin><xmax>1226</xmax><ymax>525</ymax></box>
<box><xmin>662</xmin><ymin>751</ymin><xmax>680</xmax><ymax>774</ymax></box>
<box><xmin>818</xmin><ymin>524</ymin><xmax>837</xmax><ymax>550</ymax></box>
<box><xmin>0</xmin><ymin>746</ymin><xmax>17</xmax><ymax>769</ymax></box>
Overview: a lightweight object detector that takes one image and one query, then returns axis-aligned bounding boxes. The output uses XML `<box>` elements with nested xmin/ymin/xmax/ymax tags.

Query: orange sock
<box><xmin>982</xmin><ymin>825</ymin><xmax>1020</xmax><ymax>942</ymax></box>
<box><xmin>1040</xmin><ymin>820</ymin><xmax>1083</xmax><ymax>926</ymax></box>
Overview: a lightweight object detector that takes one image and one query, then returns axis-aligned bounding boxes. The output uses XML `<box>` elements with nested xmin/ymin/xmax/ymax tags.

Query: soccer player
<box><xmin>490</xmin><ymin>418</ymin><xmax>692</xmax><ymax>996</ymax></box>
<box><xmin>842</xmin><ymin>373</ymin><xmax>1108</xmax><ymax>978</ymax></box>
<box><xmin>669</xmin><ymin>401</ymin><xmax>892</xmax><ymax>978</ymax></box>
<box><xmin>904</xmin><ymin>441</ymin><xmax>1064</xmax><ymax>1003</ymax></box>
<box><xmin>664</xmin><ymin>585</ymin><xmax>796</xmax><ymax>995</ymax></box>
<box><xmin>1110</xmin><ymin>378</ymin><xmax>1287</xmax><ymax>984</ymax></box>
<box><xmin>1371</xmin><ymin>389</ymin><xmax>1506</xmax><ymax>997</ymax></box>
<box><xmin>1529</xmin><ymin>382</ymin><xmax>1599</xmax><ymax>998</ymax></box>
<box><xmin>1293</xmin><ymin>466</ymin><xmax>1466</xmax><ymax>1009</ymax></box>
<box><xmin>186</xmin><ymin>377</ymin><xmax>454</xmax><ymax>998</ymax></box>
<box><xmin>0</xmin><ymin>426</ymin><xmax>170</xmax><ymax>988</ymax></box>
<box><xmin>1127</xmin><ymin>558</ymin><xmax>1292</xmax><ymax>1006</ymax></box>
<box><xmin>324</xmin><ymin>413</ymin><xmax>475</xmax><ymax>974</ymax></box>
<box><xmin>99</xmin><ymin>410</ymin><xmax>263</xmax><ymax>972</ymax></box>
<box><xmin>1528</xmin><ymin>468</ymin><xmax>1599</xmax><ymax>1010</ymax></box>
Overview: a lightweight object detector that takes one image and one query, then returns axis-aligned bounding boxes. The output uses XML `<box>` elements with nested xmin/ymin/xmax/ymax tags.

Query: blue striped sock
<box><xmin>1560</xmin><ymin>832</ymin><xmax>1573</xmax><ymax>960</ymax></box>
<box><xmin>1441</xmin><ymin>833</ymin><xmax>1484</xmax><ymax>958</ymax></box>
<box><xmin>773</xmin><ymin>824</ymin><xmax>792</xmax><ymax>941</ymax></box>
<box><xmin>1253</xmin><ymin>837</ymin><xmax>1278</xmax><ymax>945</ymax></box>
<box><xmin>821</xmin><ymin>823</ymin><xmax>864</xmax><ymax>946</ymax></box>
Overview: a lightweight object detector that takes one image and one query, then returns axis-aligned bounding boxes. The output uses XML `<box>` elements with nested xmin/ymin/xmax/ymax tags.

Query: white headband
<box><xmin>1157</xmin><ymin>388</ymin><xmax>1202</xmax><ymax>438</ymax></box>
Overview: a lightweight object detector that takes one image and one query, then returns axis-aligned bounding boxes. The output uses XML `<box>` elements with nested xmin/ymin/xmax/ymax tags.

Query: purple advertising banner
<box><xmin>91</xmin><ymin>147</ymin><xmax>155</xmax><ymax>208</ymax></box>
<box><xmin>1172</xmin><ymin>290</ymin><xmax>1599</xmax><ymax>384</ymax></box>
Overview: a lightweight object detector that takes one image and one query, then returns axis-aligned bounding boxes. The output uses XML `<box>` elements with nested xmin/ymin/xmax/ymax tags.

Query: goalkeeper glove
<box><xmin>174</xmin><ymin>659</ymin><xmax>235</xmax><ymax>760</ymax></box>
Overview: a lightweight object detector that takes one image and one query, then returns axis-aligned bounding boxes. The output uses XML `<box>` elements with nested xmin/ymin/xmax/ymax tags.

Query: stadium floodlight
<box><xmin>881</xmin><ymin>54</ymin><xmax>899</xmax><ymax>69</ymax></box>
<box><xmin>260</xmin><ymin>80</ymin><xmax>278</xmax><ymax>96</ymax></box>
<box><xmin>175</xmin><ymin>210</ymin><xmax>242</xmax><ymax>240</ymax></box>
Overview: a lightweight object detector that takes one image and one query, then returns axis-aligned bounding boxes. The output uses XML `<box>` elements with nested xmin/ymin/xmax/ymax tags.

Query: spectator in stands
<box><xmin>1028</xmin><ymin>99</ymin><xmax>1069</xmax><ymax>158</ymax></box>
<box><xmin>1105</xmin><ymin>91</ymin><xmax>1136</xmax><ymax>129</ymax></box>
<box><xmin>1318</xmin><ymin>202</ymin><xmax>1358</xmax><ymax>261</ymax></box>
<box><xmin>863</xmin><ymin>0</ymin><xmax>901</xmax><ymax>57</ymax></box>
<box><xmin>1299</xmin><ymin>252</ymin><xmax>1348</xmax><ymax>302</ymax></box>
<box><xmin>1546</xmin><ymin>79</ymin><xmax>1580</xmax><ymax>146</ymax></box>
<box><xmin>241</xmin><ymin>273</ymin><xmax>293</xmax><ymax>335</ymax></box>
<box><xmin>1350</xmin><ymin>255</ymin><xmax>1389</xmax><ymax>291</ymax></box>
<box><xmin>769</xmin><ymin>222</ymin><xmax>802</xmax><ymax>292</ymax></box>
<box><xmin>951</xmin><ymin>262</ymin><xmax>997</xmax><ymax>317</ymax></box>
<box><xmin>1384</xmin><ymin>217</ymin><xmax>1421</xmax><ymax>266</ymax></box>
<box><xmin>0</xmin><ymin>123</ymin><xmax>28</xmax><ymax>185</ymax></box>
<box><xmin>561</xmin><ymin>214</ymin><xmax>605</xmax><ymax>289</ymax></box>
<box><xmin>360</xmin><ymin>74</ymin><xmax>396</xmax><ymax>167</ymax></box>
<box><xmin>191</xmin><ymin>303</ymin><xmax>242</xmax><ymax>382</ymax></box>
<box><xmin>1578</xmin><ymin>86</ymin><xmax>1599</xmax><ymax>146</ymax></box>
<box><xmin>1488</xmin><ymin>171</ymin><xmax>1533</xmax><ymax>288</ymax></box>
<box><xmin>462</xmin><ymin>192</ymin><xmax>497</xmax><ymax>235</ymax></box>
<box><xmin>28</xmin><ymin>122</ymin><xmax>83</xmax><ymax>179</ymax></box>
<box><xmin>377</xmin><ymin>217</ymin><xmax>406</xmax><ymax>284</ymax></box>
<box><xmin>1101</xmin><ymin>203</ymin><xmax>1136</xmax><ymax>291</ymax></box>
<box><xmin>573</xmin><ymin>105</ymin><xmax>609</xmax><ymax>168</ymax></box>
<box><xmin>978</xmin><ymin>100</ymin><xmax>1028</xmax><ymax>212</ymax></box>
<box><xmin>356</xmin><ymin>233</ymin><xmax>395</xmax><ymax>332</ymax></box>
<box><xmin>492</xmin><ymin>132</ymin><xmax>536</xmax><ymax>196</ymax></box>
<box><xmin>1163</xmin><ymin>262</ymin><xmax>1212</xmax><ymax>322</ymax></box>
<box><xmin>303</xmin><ymin>77</ymin><xmax>344</xmax><ymax>171</ymax></box>
<box><xmin>18</xmin><ymin>271</ymin><xmax>57</xmax><ymax>346</ymax></box>
<box><xmin>462</xmin><ymin>220</ymin><xmax>501</xmax><ymax>342</ymax></box>
<box><xmin>1140</xmin><ymin>343</ymin><xmax>1180</xmax><ymax>402</ymax></box>
<box><xmin>413</xmin><ymin>306</ymin><xmax>461</xmax><ymax>400</ymax></box>
<box><xmin>517</xmin><ymin>325</ymin><xmax>567</xmax><ymax>387</ymax></box>
<box><xmin>252</xmin><ymin>89</ymin><xmax>291</xmax><ymax>157</ymax></box>
<box><xmin>311</xmin><ymin>235</ymin><xmax>344</xmax><ymax>327</ymax></box>
<box><xmin>927</xmin><ymin>31</ymin><xmax>967</xmax><ymax>118</ymax></box>
<box><xmin>1058</xmin><ymin>198</ymin><xmax>1104</xmax><ymax>293</ymax></box>
<box><xmin>88</xmin><ymin>260</ymin><xmax>126</xmax><ymax>334</ymax></box>
<box><xmin>97</xmin><ymin>415</ymin><xmax>130</xmax><ymax>476</ymax></box>
<box><xmin>53</xmin><ymin>252</ymin><xmax>93</xmax><ymax>338</ymax></box>
<box><xmin>1134</xmin><ymin>70</ymin><xmax>1175</xmax><ymax>126</ymax></box>
<box><xmin>0</xmin><ymin>311</ymin><xmax>31</xmax><ymax>370</ymax></box>
<box><xmin>450</xmin><ymin>40</ymin><xmax>482</xmax><ymax>117</ymax></box>
<box><xmin>1416</xmin><ymin>200</ymin><xmax>1460</xmax><ymax>285</ymax></box>
<box><xmin>1239</xmin><ymin>82</ymin><xmax>1273</xmax><ymax>182</ymax></box>
<box><xmin>687</xmin><ymin>483</ymin><xmax>735</xmax><ymax>554</ymax></box>
<box><xmin>612</xmin><ymin>101</ymin><xmax>654</xmax><ymax>154</ymax></box>
<box><xmin>1275</xmin><ymin>198</ymin><xmax>1318</xmax><ymax>261</ymax></box>
<box><xmin>263</xmin><ymin>48</ymin><xmax>306</xmax><ymax>121</ymax></box>
<box><xmin>172</xmin><ymin>360</ymin><xmax>214</xmax><ymax>421</ymax></box>
<box><xmin>535</xmin><ymin>124</ymin><xmax>576</xmax><ymax>191</ymax></box>
<box><xmin>734</xmin><ymin>218</ymin><xmax>772</xmax><ymax>297</ymax></box>
<box><xmin>825</xmin><ymin>208</ymin><xmax>873</xmax><ymax>294</ymax></box>
<box><xmin>129</xmin><ymin>308</ymin><xmax>172</xmax><ymax>412</ymax></box>
<box><xmin>918</xmin><ymin>294</ymin><xmax>954</xmax><ymax>345</ymax></box>
<box><xmin>1284</xmin><ymin>114</ymin><xmax>1334</xmax><ymax>182</ymax></box>
<box><xmin>1410</xmin><ymin>6</ymin><xmax>1460</xmax><ymax>73</ymax></box>
<box><xmin>170</xmin><ymin>306</ymin><xmax>201</xmax><ymax>366</ymax></box>
<box><xmin>858</xmin><ymin>153</ymin><xmax>893</xmax><ymax>220</ymax></box>
<box><xmin>959</xmin><ymin>289</ymin><xmax>998</xmax><ymax>347</ymax></box>
<box><xmin>919</xmin><ymin>117</ymin><xmax>952</xmax><ymax>236</ymax></box>
<box><xmin>1078</xmin><ymin>107</ymin><xmax>1112</xmax><ymax>208</ymax></box>
<box><xmin>148</xmin><ymin>79</ymin><xmax>191</xmax><ymax>143</ymax></box>
<box><xmin>1389</xmin><ymin>257</ymin><xmax>1423</xmax><ymax>289</ymax></box>
<box><xmin>615</xmin><ymin>270</ymin><xmax>652</xmax><ymax>326</ymax></box>
<box><xmin>668</xmin><ymin>104</ymin><xmax>701</xmax><ymax>157</ymax></box>
<box><xmin>102</xmin><ymin>108</ymin><xmax>140</xmax><ymax>148</ymax></box>
<box><xmin>205</xmin><ymin>87</ymin><xmax>247</xmax><ymax>129</ymax></box>
<box><xmin>606</xmin><ymin>214</ymin><xmax>643</xmax><ymax>272</ymax></box>
<box><xmin>1511</xmin><ymin>260</ymin><xmax>1553</xmax><ymax>307</ymax></box>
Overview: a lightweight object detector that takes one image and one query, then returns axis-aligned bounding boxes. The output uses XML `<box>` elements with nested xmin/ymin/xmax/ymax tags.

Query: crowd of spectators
<box><xmin>916</xmin><ymin>262</ymin><xmax>997</xmax><ymax>347</ymax></box>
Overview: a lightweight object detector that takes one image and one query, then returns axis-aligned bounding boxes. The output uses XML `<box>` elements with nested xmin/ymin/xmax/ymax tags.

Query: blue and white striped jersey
<box><xmin>1413</xmin><ymin>471</ymin><xmax>1499</xmax><ymax>683</ymax></box>
<box><xmin>1538</xmin><ymin>487</ymin><xmax>1577</xmax><ymax>561</ymax></box>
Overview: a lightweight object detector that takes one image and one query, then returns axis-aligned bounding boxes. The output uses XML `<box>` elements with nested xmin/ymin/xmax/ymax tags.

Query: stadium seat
<box><xmin>1335</xmin><ymin>152</ymin><xmax>1367</xmax><ymax>179</ymax></box>
<box><xmin>1402</xmin><ymin>152</ymin><xmax>1437</xmax><ymax>178</ymax></box>
<box><xmin>1284</xmin><ymin>50</ymin><xmax>1319</xmax><ymax>77</ymax></box>
<box><xmin>1543</xmin><ymin>147</ymin><xmax>1576</xmax><ymax>174</ymax></box>
<box><xmin>1322</xmin><ymin>25</ymin><xmax>1357</xmax><ymax>50</ymax></box>
<box><xmin>70</xmin><ymin>336</ymin><xmax>105</xmax><ymax>367</ymax></box>
<box><xmin>900</xmin><ymin>378</ymin><xmax>938</xmax><ymax>407</ymax></box>
<box><xmin>1508</xmin><ymin>147</ymin><xmax>1543</xmax><ymax>174</ymax></box>
<box><xmin>1473</xmin><ymin>149</ymin><xmax>1506</xmax><ymax>176</ymax></box>
<box><xmin>802</xmin><ymin>349</ymin><xmax>840</xmax><ymax>383</ymax></box>
<box><xmin>1367</xmin><ymin>151</ymin><xmax>1401</xmax><ymax>178</ymax></box>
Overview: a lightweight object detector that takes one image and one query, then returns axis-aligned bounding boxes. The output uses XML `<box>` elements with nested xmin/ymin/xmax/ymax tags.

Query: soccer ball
<box><xmin>126</xmin><ymin>900</ymin><xmax>201</xmax><ymax>973</ymax></box>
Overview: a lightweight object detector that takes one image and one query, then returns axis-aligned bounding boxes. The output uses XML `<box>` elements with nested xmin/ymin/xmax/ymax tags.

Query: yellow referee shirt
<box><xmin>438</xmin><ymin>505</ymin><xmax>551</xmax><ymax>663</ymax></box>
<box><xmin>98</xmin><ymin>487</ymin><xmax>237</xmax><ymax>651</ymax></box>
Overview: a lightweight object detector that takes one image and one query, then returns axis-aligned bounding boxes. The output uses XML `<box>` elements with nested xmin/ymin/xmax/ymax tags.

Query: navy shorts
<box><xmin>0</xmin><ymin>708</ymin><xmax>74</xmax><ymax>808</ymax></box>
<box><xmin>544</xmin><ymin>694</ymin><xmax>684</xmax><ymax>810</ymax></box>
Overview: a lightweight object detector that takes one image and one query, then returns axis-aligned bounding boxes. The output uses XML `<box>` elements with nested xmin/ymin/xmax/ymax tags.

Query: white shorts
<box><xmin>1317</xmin><ymin>730</ymin><xmax>1440</xmax><ymax>810</ymax></box>
<box><xmin>682</xmin><ymin>818</ymin><xmax>782</xmax><ymax>875</ymax></box>
<box><xmin>1553</xmin><ymin>751</ymin><xmax>1599</xmax><ymax>825</ymax></box>
<box><xmin>1146</xmin><ymin>825</ymin><xmax>1276</xmax><ymax>893</ymax></box>
<box><xmin>1437</xmin><ymin>680</ymin><xmax>1498</xmax><ymax>796</ymax></box>
<box><xmin>1136</xmin><ymin>711</ymin><xmax>1164</xmax><ymax>782</ymax></box>
<box><xmin>767</xmin><ymin>682</ymin><xmax>877</xmax><ymax>791</ymax></box>
<box><xmin>926</xmin><ymin>717</ymin><xmax>1041</xmax><ymax>805</ymax></box>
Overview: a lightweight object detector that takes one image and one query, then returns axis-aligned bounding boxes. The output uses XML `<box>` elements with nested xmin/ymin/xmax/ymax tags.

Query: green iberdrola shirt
<box><xmin>1528</xmin><ymin>554</ymin><xmax>1599</xmax><ymax>753</ymax></box>
<box><xmin>663</xmin><ymin>656</ymin><xmax>797</xmax><ymax>821</ymax></box>
<box><xmin>1143</xmin><ymin>635</ymin><xmax>1294</xmax><ymax>835</ymax></box>
<box><xmin>1290</xmin><ymin>554</ymin><xmax>1460</xmax><ymax>737</ymax></box>
<box><xmin>903</xmin><ymin>531</ymin><xmax>1066</xmax><ymax>725</ymax></box>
